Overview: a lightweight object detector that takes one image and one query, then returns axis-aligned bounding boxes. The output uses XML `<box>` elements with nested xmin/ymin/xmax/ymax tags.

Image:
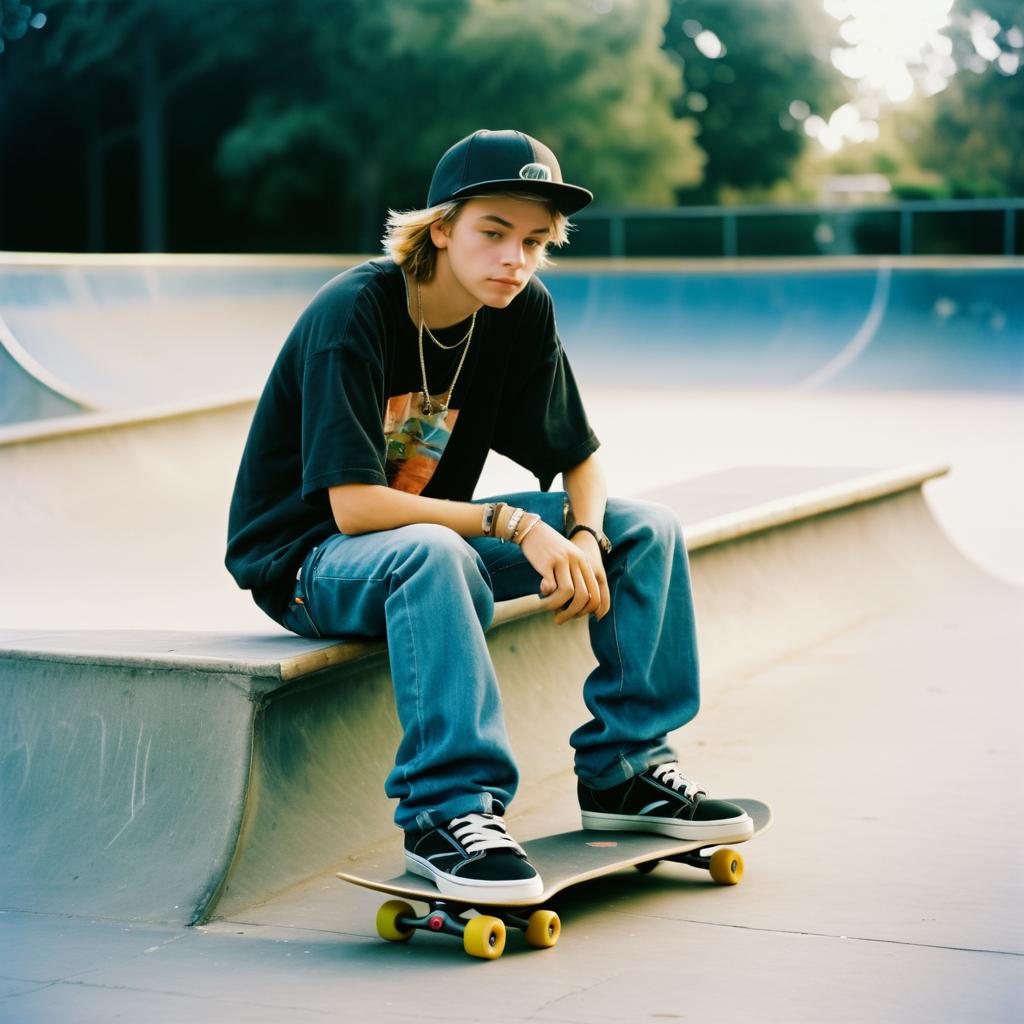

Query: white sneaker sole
<box><xmin>581</xmin><ymin>809</ymin><xmax>754</xmax><ymax>842</ymax></box>
<box><xmin>405</xmin><ymin>852</ymin><xmax>545</xmax><ymax>902</ymax></box>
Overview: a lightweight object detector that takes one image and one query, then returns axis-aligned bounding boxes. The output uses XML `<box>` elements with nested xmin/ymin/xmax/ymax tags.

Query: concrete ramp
<box><xmin>7</xmin><ymin>462</ymin><xmax>1016</xmax><ymax>928</ymax></box>
<box><xmin>0</xmin><ymin>313</ymin><xmax>86</xmax><ymax>422</ymax></box>
<box><xmin>546</xmin><ymin>259</ymin><xmax>1024</xmax><ymax>391</ymax></box>
<box><xmin>0</xmin><ymin>398</ymin><xmax>270</xmax><ymax>632</ymax></box>
<box><xmin>1</xmin><ymin>255</ymin><xmax>1020</xmax><ymax>428</ymax></box>
<box><xmin>0</xmin><ymin>254</ymin><xmax>350</xmax><ymax>424</ymax></box>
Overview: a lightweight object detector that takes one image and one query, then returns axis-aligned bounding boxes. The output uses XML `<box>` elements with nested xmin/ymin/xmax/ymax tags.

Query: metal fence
<box><xmin>569</xmin><ymin>199</ymin><xmax>1023</xmax><ymax>259</ymax></box>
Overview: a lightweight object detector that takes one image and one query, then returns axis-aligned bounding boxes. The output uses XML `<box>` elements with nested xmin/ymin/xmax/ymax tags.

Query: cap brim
<box><xmin>448</xmin><ymin>178</ymin><xmax>593</xmax><ymax>216</ymax></box>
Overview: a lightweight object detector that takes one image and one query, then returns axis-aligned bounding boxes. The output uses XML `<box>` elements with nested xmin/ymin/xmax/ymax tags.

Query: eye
<box><xmin>483</xmin><ymin>230</ymin><xmax>502</xmax><ymax>239</ymax></box>
<box><xmin>525</xmin><ymin>238</ymin><xmax>543</xmax><ymax>248</ymax></box>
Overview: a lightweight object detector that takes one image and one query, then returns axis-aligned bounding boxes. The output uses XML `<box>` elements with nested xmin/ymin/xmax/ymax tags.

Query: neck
<box><xmin>406</xmin><ymin>256</ymin><xmax>481</xmax><ymax>329</ymax></box>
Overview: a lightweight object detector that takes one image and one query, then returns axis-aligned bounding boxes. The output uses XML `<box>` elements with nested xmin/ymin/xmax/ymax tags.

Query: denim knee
<box><xmin>391</xmin><ymin>523</ymin><xmax>495</xmax><ymax>627</ymax></box>
<box><xmin>605</xmin><ymin>497</ymin><xmax>683</xmax><ymax>550</ymax></box>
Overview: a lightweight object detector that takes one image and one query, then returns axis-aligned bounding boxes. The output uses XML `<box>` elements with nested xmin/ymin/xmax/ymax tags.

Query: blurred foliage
<box><xmin>1</xmin><ymin>0</ymin><xmax>1020</xmax><ymax>254</ymax></box>
<box><xmin>0</xmin><ymin>0</ymin><xmax>47</xmax><ymax>56</ymax></box>
<box><xmin>809</xmin><ymin>0</ymin><xmax>1023</xmax><ymax>200</ymax></box>
<box><xmin>37</xmin><ymin>0</ymin><xmax>275</xmax><ymax>81</ymax></box>
<box><xmin>217</xmin><ymin>0</ymin><xmax>704</xmax><ymax>246</ymax></box>
<box><xmin>911</xmin><ymin>0</ymin><xmax>1024</xmax><ymax>197</ymax></box>
<box><xmin>663</xmin><ymin>0</ymin><xmax>846</xmax><ymax>203</ymax></box>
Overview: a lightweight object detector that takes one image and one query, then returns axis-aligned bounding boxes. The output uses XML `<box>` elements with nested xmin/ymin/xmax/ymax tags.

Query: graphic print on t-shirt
<box><xmin>384</xmin><ymin>392</ymin><xmax>460</xmax><ymax>494</ymax></box>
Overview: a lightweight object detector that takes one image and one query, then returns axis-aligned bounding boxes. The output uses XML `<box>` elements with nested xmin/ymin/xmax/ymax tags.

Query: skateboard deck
<box><xmin>338</xmin><ymin>798</ymin><xmax>771</xmax><ymax>959</ymax></box>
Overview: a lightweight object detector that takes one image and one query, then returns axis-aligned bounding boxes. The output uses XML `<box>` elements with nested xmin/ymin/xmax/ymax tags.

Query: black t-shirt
<box><xmin>225</xmin><ymin>257</ymin><xmax>599</xmax><ymax>620</ymax></box>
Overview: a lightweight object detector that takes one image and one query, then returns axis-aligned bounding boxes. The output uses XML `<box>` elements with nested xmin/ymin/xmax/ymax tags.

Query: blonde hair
<box><xmin>382</xmin><ymin>191</ymin><xmax>571</xmax><ymax>281</ymax></box>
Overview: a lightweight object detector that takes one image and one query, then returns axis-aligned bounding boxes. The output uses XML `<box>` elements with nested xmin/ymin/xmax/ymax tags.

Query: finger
<box><xmin>538</xmin><ymin>562</ymin><xmax>572</xmax><ymax>607</ymax></box>
<box><xmin>547</xmin><ymin>561</ymin><xmax>577</xmax><ymax>622</ymax></box>
<box><xmin>561</xmin><ymin>566</ymin><xmax>596</xmax><ymax>622</ymax></box>
<box><xmin>578</xmin><ymin>558</ymin><xmax>602</xmax><ymax>617</ymax></box>
<box><xmin>555</xmin><ymin>565</ymin><xmax>591</xmax><ymax>624</ymax></box>
<box><xmin>596</xmin><ymin>570</ymin><xmax>611</xmax><ymax>619</ymax></box>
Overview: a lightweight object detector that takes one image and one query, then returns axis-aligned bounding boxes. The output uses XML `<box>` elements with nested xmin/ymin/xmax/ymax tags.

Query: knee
<box><xmin>604</xmin><ymin>497</ymin><xmax>683</xmax><ymax>551</ymax></box>
<box><xmin>396</xmin><ymin>522</ymin><xmax>469</xmax><ymax>552</ymax></box>
<box><xmin>391</xmin><ymin>524</ymin><xmax>493</xmax><ymax>600</ymax></box>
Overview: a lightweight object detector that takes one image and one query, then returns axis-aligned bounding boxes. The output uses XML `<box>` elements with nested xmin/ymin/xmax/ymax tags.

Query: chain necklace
<box><xmin>416</xmin><ymin>279</ymin><xmax>476</xmax><ymax>416</ymax></box>
<box><xmin>417</xmin><ymin>280</ymin><xmax>473</xmax><ymax>352</ymax></box>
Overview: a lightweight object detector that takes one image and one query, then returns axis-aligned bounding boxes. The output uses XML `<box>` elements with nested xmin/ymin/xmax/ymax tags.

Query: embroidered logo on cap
<box><xmin>519</xmin><ymin>162</ymin><xmax>553</xmax><ymax>181</ymax></box>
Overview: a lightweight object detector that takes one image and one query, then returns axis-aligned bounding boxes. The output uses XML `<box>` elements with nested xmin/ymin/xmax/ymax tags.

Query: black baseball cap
<box><xmin>427</xmin><ymin>129</ymin><xmax>593</xmax><ymax>216</ymax></box>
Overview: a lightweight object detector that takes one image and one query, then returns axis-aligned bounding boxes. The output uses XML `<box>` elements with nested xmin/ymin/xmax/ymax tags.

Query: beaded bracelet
<box><xmin>514</xmin><ymin>514</ymin><xmax>542</xmax><ymax>546</ymax></box>
<box><xmin>504</xmin><ymin>507</ymin><xmax>526</xmax><ymax>542</ymax></box>
<box><xmin>494</xmin><ymin>505</ymin><xmax>523</xmax><ymax>544</ymax></box>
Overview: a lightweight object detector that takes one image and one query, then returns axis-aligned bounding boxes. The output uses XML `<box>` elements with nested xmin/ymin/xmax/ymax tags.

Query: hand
<box><xmin>520</xmin><ymin>521</ymin><xmax>611</xmax><ymax>625</ymax></box>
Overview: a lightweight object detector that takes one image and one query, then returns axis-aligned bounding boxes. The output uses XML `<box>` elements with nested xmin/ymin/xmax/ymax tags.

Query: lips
<box><xmin>491</xmin><ymin>278</ymin><xmax>522</xmax><ymax>287</ymax></box>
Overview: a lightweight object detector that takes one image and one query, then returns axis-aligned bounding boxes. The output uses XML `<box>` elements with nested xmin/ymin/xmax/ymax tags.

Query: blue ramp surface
<box><xmin>1</xmin><ymin>258</ymin><xmax>1020</xmax><ymax>427</ymax></box>
<box><xmin>545</xmin><ymin>263</ymin><xmax>1023</xmax><ymax>391</ymax></box>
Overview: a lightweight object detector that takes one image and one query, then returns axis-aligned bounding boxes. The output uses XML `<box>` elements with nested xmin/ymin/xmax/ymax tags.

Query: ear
<box><xmin>429</xmin><ymin>219</ymin><xmax>450</xmax><ymax>250</ymax></box>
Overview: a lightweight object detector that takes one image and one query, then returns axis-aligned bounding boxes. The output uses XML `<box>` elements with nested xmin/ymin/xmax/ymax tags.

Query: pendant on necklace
<box><xmin>421</xmin><ymin>392</ymin><xmax>447</xmax><ymax>417</ymax></box>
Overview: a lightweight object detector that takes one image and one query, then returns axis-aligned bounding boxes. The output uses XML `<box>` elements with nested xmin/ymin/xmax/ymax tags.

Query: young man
<box><xmin>226</xmin><ymin>129</ymin><xmax>751</xmax><ymax>902</ymax></box>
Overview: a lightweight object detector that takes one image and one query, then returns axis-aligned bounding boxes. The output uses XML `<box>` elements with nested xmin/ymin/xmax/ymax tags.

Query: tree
<box><xmin>31</xmin><ymin>0</ymin><xmax>279</xmax><ymax>250</ymax></box>
<box><xmin>217</xmin><ymin>0</ymin><xmax>704</xmax><ymax>249</ymax></box>
<box><xmin>814</xmin><ymin>0</ymin><xmax>1023</xmax><ymax>200</ymax></box>
<box><xmin>663</xmin><ymin>0</ymin><xmax>846</xmax><ymax>203</ymax></box>
<box><xmin>0</xmin><ymin>0</ymin><xmax>47</xmax><ymax>56</ymax></box>
<box><xmin>911</xmin><ymin>0</ymin><xmax>1024</xmax><ymax>197</ymax></box>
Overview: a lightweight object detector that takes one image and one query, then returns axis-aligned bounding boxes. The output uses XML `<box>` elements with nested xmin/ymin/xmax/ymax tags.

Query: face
<box><xmin>431</xmin><ymin>195</ymin><xmax>553</xmax><ymax>308</ymax></box>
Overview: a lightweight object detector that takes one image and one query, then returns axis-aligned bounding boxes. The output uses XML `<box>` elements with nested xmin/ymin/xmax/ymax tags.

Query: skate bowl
<box><xmin>0</xmin><ymin>254</ymin><xmax>349</xmax><ymax>425</ymax></box>
<box><xmin>0</xmin><ymin>254</ymin><xmax>1020</xmax><ymax>428</ymax></box>
<box><xmin>0</xmin><ymin>252</ymin><xmax>1021</xmax><ymax>930</ymax></box>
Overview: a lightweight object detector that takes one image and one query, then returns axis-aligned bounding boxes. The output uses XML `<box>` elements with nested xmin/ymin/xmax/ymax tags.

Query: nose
<box><xmin>501</xmin><ymin>240</ymin><xmax>526</xmax><ymax>268</ymax></box>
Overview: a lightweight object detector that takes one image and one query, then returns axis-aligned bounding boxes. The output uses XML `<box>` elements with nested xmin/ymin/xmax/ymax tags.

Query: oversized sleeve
<box><xmin>300</xmin><ymin>296</ymin><xmax>389</xmax><ymax>504</ymax></box>
<box><xmin>493</xmin><ymin>281</ymin><xmax>600</xmax><ymax>491</ymax></box>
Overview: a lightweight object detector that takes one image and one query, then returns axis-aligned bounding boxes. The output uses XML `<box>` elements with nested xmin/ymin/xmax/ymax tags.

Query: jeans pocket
<box><xmin>287</xmin><ymin>545</ymin><xmax>325</xmax><ymax>639</ymax></box>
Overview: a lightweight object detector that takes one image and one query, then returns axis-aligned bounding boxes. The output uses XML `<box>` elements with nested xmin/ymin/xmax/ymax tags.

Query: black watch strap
<box><xmin>569</xmin><ymin>524</ymin><xmax>612</xmax><ymax>556</ymax></box>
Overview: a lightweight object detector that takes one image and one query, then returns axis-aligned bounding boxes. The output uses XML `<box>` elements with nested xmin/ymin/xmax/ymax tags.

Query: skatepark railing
<box><xmin>572</xmin><ymin>198</ymin><xmax>1024</xmax><ymax>259</ymax></box>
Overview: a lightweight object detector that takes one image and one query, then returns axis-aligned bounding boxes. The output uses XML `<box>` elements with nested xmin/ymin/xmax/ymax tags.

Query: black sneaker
<box><xmin>404</xmin><ymin>813</ymin><xmax>544</xmax><ymax>901</ymax></box>
<box><xmin>579</xmin><ymin>763</ymin><xmax>753</xmax><ymax>841</ymax></box>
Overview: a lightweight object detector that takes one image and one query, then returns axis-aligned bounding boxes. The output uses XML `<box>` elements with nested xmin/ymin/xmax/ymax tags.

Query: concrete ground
<box><xmin>3</xmin><ymin>537</ymin><xmax>1020</xmax><ymax>1022</ymax></box>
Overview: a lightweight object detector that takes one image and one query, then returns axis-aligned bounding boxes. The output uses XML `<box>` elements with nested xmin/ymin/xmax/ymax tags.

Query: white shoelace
<box><xmin>652</xmin><ymin>764</ymin><xmax>706</xmax><ymax>799</ymax></box>
<box><xmin>448</xmin><ymin>813</ymin><xmax>526</xmax><ymax>857</ymax></box>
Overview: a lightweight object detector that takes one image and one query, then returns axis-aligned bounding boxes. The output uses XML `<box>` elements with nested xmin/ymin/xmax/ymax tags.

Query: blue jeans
<box><xmin>279</xmin><ymin>491</ymin><xmax>700</xmax><ymax>832</ymax></box>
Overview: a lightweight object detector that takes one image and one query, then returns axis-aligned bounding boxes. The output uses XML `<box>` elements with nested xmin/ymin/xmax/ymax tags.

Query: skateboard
<box><xmin>337</xmin><ymin>798</ymin><xmax>771</xmax><ymax>959</ymax></box>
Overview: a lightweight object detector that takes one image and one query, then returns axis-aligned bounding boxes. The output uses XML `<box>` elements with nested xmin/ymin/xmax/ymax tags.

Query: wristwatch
<box><xmin>569</xmin><ymin>524</ymin><xmax>613</xmax><ymax>557</ymax></box>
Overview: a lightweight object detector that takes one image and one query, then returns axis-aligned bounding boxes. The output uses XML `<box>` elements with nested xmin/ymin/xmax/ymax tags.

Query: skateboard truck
<box><xmin>377</xmin><ymin>898</ymin><xmax>561</xmax><ymax>960</ymax></box>
<box><xmin>635</xmin><ymin>846</ymin><xmax>744</xmax><ymax>884</ymax></box>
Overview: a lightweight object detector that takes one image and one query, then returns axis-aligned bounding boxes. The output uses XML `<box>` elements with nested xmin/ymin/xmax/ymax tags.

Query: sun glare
<box><xmin>813</xmin><ymin>0</ymin><xmax>959</xmax><ymax>151</ymax></box>
<box><xmin>826</xmin><ymin>0</ymin><xmax>956</xmax><ymax>101</ymax></box>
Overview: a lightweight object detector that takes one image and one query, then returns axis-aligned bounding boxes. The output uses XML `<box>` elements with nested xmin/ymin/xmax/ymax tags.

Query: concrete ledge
<box><xmin>0</xmin><ymin>462</ymin><xmax>950</xmax><ymax>684</ymax></box>
<box><xmin>0</xmin><ymin>392</ymin><xmax>259</xmax><ymax>447</ymax></box>
<box><xmin>0</xmin><ymin>462</ymin><xmax>962</xmax><ymax>926</ymax></box>
<box><xmin>663</xmin><ymin>462</ymin><xmax>950</xmax><ymax>552</ymax></box>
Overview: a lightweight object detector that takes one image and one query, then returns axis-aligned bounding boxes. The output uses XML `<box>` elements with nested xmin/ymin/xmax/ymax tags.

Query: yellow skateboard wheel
<box><xmin>376</xmin><ymin>899</ymin><xmax>415</xmax><ymax>942</ymax></box>
<box><xmin>464</xmin><ymin>915</ymin><xmax>506</xmax><ymax>959</ymax></box>
<box><xmin>709</xmin><ymin>848</ymin><xmax>744</xmax><ymax>885</ymax></box>
<box><xmin>525</xmin><ymin>909</ymin><xmax>561</xmax><ymax>949</ymax></box>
